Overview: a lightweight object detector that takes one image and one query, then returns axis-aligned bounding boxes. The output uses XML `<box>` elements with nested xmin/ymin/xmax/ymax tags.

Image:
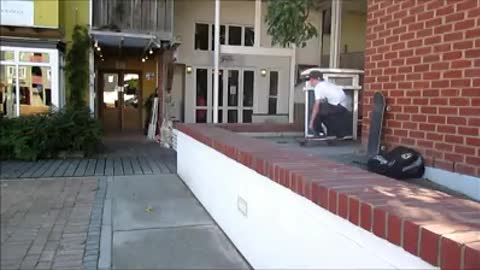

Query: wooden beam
<box><xmin>220</xmin><ymin>45</ymin><xmax>294</xmax><ymax>57</ymax></box>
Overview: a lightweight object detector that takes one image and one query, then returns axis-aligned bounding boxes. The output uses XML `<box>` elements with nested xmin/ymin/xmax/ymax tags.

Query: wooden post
<box><xmin>156</xmin><ymin>48</ymin><xmax>175</xmax><ymax>136</ymax></box>
<box><xmin>157</xmin><ymin>49</ymin><xmax>165</xmax><ymax>136</ymax></box>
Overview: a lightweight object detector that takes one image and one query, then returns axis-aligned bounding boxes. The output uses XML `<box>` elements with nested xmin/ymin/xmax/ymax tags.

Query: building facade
<box><xmin>0</xmin><ymin>0</ymin><xmax>89</xmax><ymax>117</ymax></box>
<box><xmin>88</xmin><ymin>0</ymin><xmax>367</xmax><ymax>134</ymax></box>
<box><xmin>362</xmin><ymin>0</ymin><xmax>480</xmax><ymax>197</ymax></box>
<box><xmin>174</xmin><ymin>0</ymin><xmax>367</xmax><ymax>125</ymax></box>
<box><xmin>1</xmin><ymin>0</ymin><xmax>367</xmax><ymax>131</ymax></box>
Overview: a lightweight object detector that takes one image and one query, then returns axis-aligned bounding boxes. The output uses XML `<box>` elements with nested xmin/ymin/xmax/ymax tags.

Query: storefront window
<box><xmin>19</xmin><ymin>66</ymin><xmax>52</xmax><ymax>116</ymax></box>
<box><xmin>0</xmin><ymin>51</ymin><xmax>14</xmax><ymax>61</ymax></box>
<box><xmin>19</xmin><ymin>52</ymin><xmax>50</xmax><ymax>63</ymax></box>
<box><xmin>1</xmin><ymin>47</ymin><xmax>58</xmax><ymax>117</ymax></box>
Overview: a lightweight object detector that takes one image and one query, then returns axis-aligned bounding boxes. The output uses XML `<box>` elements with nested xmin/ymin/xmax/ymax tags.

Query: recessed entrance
<box><xmin>194</xmin><ymin>68</ymin><xmax>254</xmax><ymax>123</ymax></box>
<box><xmin>99</xmin><ymin>71</ymin><xmax>142</xmax><ymax>134</ymax></box>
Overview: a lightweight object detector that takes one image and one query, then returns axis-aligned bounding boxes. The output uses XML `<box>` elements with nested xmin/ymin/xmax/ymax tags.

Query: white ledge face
<box><xmin>176</xmin><ymin>131</ymin><xmax>436</xmax><ymax>270</ymax></box>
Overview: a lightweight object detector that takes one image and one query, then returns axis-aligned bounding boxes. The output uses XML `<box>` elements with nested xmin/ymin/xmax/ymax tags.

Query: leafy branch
<box><xmin>265</xmin><ymin>0</ymin><xmax>319</xmax><ymax>48</ymax></box>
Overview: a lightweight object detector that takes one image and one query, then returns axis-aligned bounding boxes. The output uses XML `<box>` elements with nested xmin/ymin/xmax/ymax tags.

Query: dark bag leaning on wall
<box><xmin>367</xmin><ymin>146</ymin><xmax>425</xmax><ymax>180</ymax></box>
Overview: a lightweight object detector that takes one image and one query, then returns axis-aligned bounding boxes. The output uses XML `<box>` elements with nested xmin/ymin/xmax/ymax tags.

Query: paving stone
<box><xmin>35</xmin><ymin>261</ymin><xmax>53</xmax><ymax>269</ymax></box>
<box><xmin>1</xmin><ymin>245</ymin><xmax>30</xmax><ymax>260</ymax></box>
<box><xmin>43</xmin><ymin>241</ymin><xmax>59</xmax><ymax>251</ymax></box>
<box><xmin>52</xmin><ymin>259</ymin><xmax>83</xmax><ymax>268</ymax></box>
<box><xmin>86</xmin><ymin>243</ymin><xmax>98</xmax><ymax>250</ymax></box>
<box><xmin>86</xmin><ymin>239</ymin><xmax>98</xmax><ymax>246</ymax></box>
<box><xmin>1</xmin><ymin>179</ymin><xmax>98</xmax><ymax>270</ymax></box>
<box><xmin>39</xmin><ymin>250</ymin><xmax>56</xmax><ymax>262</ymax></box>
<box><xmin>85</xmin><ymin>250</ymin><xmax>98</xmax><ymax>257</ymax></box>
<box><xmin>56</xmin><ymin>248</ymin><xmax>84</xmax><ymax>257</ymax></box>
<box><xmin>28</xmin><ymin>243</ymin><xmax>46</xmax><ymax>255</ymax></box>
<box><xmin>1</xmin><ymin>259</ymin><xmax>22</xmax><ymax>270</ymax></box>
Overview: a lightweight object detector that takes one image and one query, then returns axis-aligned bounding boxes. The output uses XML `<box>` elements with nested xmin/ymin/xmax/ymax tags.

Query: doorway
<box><xmin>99</xmin><ymin>71</ymin><xmax>142</xmax><ymax>134</ymax></box>
<box><xmin>194</xmin><ymin>68</ymin><xmax>254</xmax><ymax>123</ymax></box>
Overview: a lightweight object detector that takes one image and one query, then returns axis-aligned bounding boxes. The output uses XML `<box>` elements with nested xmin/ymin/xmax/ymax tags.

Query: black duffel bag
<box><xmin>367</xmin><ymin>146</ymin><xmax>425</xmax><ymax>180</ymax></box>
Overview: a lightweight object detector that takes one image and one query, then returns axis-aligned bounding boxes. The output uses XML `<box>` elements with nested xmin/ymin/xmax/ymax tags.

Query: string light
<box><xmin>149</xmin><ymin>49</ymin><xmax>153</xmax><ymax>55</ymax></box>
<box><xmin>142</xmin><ymin>58</ymin><xmax>145</xmax><ymax>63</ymax></box>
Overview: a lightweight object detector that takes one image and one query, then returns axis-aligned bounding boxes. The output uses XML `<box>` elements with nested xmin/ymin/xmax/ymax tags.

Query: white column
<box><xmin>254</xmin><ymin>0</ymin><xmax>262</xmax><ymax>47</ymax></box>
<box><xmin>89</xmin><ymin>50</ymin><xmax>95</xmax><ymax>115</ymax></box>
<box><xmin>288</xmin><ymin>45</ymin><xmax>296</xmax><ymax>123</ymax></box>
<box><xmin>213</xmin><ymin>0</ymin><xmax>220</xmax><ymax>123</ymax></box>
<box><xmin>15</xmin><ymin>51</ymin><xmax>20</xmax><ymax>117</ymax></box>
<box><xmin>329</xmin><ymin>0</ymin><xmax>342</xmax><ymax>68</ymax></box>
<box><xmin>51</xmin><ymin>50</ymin><xmax>60</xmax><ymax>110</ymax></box>
<box><xmin>89</xmin><ymin>0</ymin><xmax>93</xmax><ymax>26</ymax></box>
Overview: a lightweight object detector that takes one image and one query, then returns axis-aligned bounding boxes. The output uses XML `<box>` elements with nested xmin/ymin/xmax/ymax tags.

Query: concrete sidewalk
<box><xmin>100</xmin><ymin>174</ymin><xmax>249</xmax><ymax>269</ymax></box>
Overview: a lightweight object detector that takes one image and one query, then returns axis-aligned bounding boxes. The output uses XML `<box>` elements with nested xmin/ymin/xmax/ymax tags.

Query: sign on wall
<box><xmin>1</xmin><ymin>0</ymin><xmax>34</xmax><ymax>27</ymax></box>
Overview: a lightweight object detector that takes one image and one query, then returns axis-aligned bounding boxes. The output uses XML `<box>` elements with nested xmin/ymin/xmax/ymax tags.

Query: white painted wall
<box><xmin>177</xmin><ymin>131</ymin><xmax>437</xmax><ymax>270</ymax></box>
<box><xmin>168</xmin><ymin>64</ymin><xmax>185</xmax><ymax>121</ymax></box>
<box><xmin>425</xmin><ymin>167</ymin><xmax>480</xmax><ymax>201</ymax></box>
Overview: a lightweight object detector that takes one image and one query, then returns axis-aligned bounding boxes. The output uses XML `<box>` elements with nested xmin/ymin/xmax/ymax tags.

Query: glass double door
<box><xmin>99</xmin><ymin>71</ymin><xmax>142</xmax><ymax>134</ymax></box>
<box><xmin>195</xmin><ymin>68</ymin><xmax>254</xmax><ymax>123</ymax></box>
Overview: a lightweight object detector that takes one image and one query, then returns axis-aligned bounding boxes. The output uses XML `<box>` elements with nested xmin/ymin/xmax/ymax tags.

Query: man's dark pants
<box><xmin>313</xmin><ymin>102</ymin><xmax>352</xmax><ymax>138</ymax></box>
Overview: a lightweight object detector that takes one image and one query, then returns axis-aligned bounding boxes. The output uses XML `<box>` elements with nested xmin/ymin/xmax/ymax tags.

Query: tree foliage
<box><xmin>265</xmin><ymin>0</ymin><xmax>318</xmax><ymax>48</ymax></box>
<box><xmin>65</xmin><ymin>25</ymin><xmax>90</xmax><ymax>109</ymax></box>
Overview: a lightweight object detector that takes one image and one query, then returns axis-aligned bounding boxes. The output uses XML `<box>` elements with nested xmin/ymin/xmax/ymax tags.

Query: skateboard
<box><xmin>366</xmin><ymin>91</ymin><xmax>386</xmax><ymax>158</ymax></box>
<box><xmin>297</xmin><ymin>135</ymin><xmax>345</xmax><ymax>146</ymax></box>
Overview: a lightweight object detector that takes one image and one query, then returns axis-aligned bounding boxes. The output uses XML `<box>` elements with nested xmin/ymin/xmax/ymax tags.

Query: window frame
<box><xmin>267</xmin><ymin>70</ymin><xmax>280</xmax><ymax>115</ymax></box>
<box><xmin>0</xmin><ymin>46</ymin><xmax>59</xmax><ymax>117</ymax></box>
<box><xmin>194</xmin><ymin>22</ymin><xmax>255</xmax><ymax>51</ymax></box>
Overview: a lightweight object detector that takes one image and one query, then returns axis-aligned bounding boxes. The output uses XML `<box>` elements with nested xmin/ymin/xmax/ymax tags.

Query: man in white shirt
<box><xmin>308</xmin><ymin>71</ymin><xmax>350</xmax><ymax>138</ymax></box>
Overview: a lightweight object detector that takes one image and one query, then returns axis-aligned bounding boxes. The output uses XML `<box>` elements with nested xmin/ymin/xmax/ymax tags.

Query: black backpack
<box><xmin>367</xmin><ymin>146</ymin><xmax>425</xmax><ymax>180</ymax></box>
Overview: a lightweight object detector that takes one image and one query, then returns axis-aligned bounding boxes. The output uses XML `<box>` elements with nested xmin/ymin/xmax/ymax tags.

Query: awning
<box><xmin>90</xmin><ymin>30</ymin><xmax>161</xmax><ymax>49</ymax></box>
<box><xmin>0</xmin><ymin>36</ymin><xmax>65</xmax><ymax>52</ymax></box>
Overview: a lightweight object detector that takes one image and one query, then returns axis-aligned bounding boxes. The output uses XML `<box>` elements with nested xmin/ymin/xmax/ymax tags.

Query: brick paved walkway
<box><xmin>1</xmin><ymin>178</ymin><xmax>97</xmax><ymax>270</ymax></box>
<box><xmin>0</xmin><ymin>137</ymin><xmax>177</xmax><ymax>180</ymax></box>
<box><xmin>0</xmin><ymin>157</ymin><xmax>176</xmax><ymax>179</ymax></box>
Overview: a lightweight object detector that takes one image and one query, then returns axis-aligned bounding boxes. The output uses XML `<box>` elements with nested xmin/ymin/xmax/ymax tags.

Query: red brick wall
<box><xmin>362</xmin><ymin>0</ymin><xmax>480</xmax><ymax>177</ymax></box>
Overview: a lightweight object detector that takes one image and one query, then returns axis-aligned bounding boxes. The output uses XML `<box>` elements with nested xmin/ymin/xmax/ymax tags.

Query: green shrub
<box><xmin>0</xmin><ymin>107</ymin><xmax>102</xmax><ymax>160</ymax></box>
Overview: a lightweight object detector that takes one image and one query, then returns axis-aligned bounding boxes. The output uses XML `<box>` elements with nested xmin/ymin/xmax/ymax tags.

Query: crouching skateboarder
<box><xmin>308</xmin><ymin>71</ymin><xmax>351</xmax><ymax>139</ymax></box>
